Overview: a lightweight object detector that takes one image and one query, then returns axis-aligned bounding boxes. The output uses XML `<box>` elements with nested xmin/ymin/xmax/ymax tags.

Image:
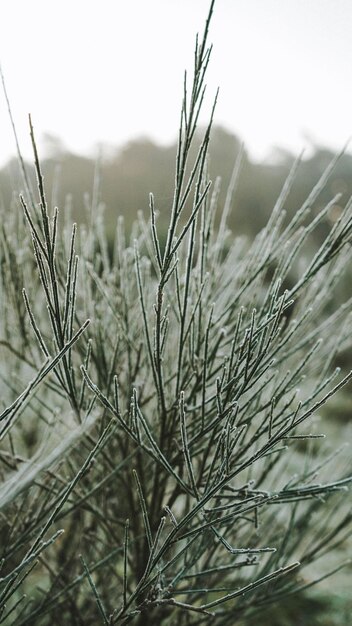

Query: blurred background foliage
<box><xmin>2</xmin><ymin>124</ymin><xmax>352</xmax><ymax>367</ymax></box>
<box><xmin>1</xmin><ymin>125</ymin><xmax>351</xmax><ymax>241</ymax></box>
<box><xmin>2</xmin><ymin>124</ymin><xmax>352</xmax><ymax>364</ymax></box>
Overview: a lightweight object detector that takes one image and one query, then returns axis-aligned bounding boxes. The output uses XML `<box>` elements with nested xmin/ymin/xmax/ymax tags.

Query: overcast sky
<box><xmin>0</xmin><ymin>0</ymin><xmax>351</xmax><ymax>165</ymax></box>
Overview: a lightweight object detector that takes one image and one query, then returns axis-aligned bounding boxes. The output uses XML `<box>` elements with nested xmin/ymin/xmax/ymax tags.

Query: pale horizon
<box><xmin>1</xmin><ymin>0</ymin><xmax>351</xmax><ymax>167</ymax></box>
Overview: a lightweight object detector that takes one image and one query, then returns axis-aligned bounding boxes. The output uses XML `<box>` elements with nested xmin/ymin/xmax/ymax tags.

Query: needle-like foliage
<box><xmin>0</xmin><ymin>1</ymin><xmax>351</xmax><ymax>624</ymax></box>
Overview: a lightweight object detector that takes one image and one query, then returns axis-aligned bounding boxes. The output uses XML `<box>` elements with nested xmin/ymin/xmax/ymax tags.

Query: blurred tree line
<box><xmin>3</xmin><ymin>123</ymin><xmax>350</xmax><ymax>380</ymax></box>
<box><xmin>1</xmin><ymin>125</ymin><xmax>351</xmax><ymax>245</ymax></box>
<box><xmin>2</xmin><ymin>123</ymin><xmax>349</xmax><ymax>365</ymax></box>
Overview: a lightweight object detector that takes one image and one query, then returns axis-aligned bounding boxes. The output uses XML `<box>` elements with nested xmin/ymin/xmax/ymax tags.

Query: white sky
<box><xmin>0</xmin><ymin>0</ymin><xmax>351</xmax><ymax>165</ymax></box>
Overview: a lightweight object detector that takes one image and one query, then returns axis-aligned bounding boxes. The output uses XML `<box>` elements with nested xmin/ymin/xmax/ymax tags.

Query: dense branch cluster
<box><xmin>0</xmin><ymin>1</ymin><xmax>351</xmax><ymax>624</ymax></box>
